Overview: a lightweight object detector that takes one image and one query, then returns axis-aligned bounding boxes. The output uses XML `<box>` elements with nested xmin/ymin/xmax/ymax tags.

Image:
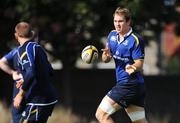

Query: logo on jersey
<box><xmin>110</xmin><ymin>36</ymin><xmax>116</xmax><ymax>42</ymax></box>
<box><xmin>22</xmin><ymin>111</ymin><xmax>26</xmax><ymax>117</ymax></box>
<box><xmin>115</xmin><ymin>51</ymin><xmax>119</xmax><ymax>55</ymax></box>
<box><xmin>123</xmin><ymin>40</ymin><xmax>128</xmax><ymax>46</ymax></box>
<box><xmin>22</xmin><ymin>59</ymin><xmax>29</xmax><ymax>65</ymax></box>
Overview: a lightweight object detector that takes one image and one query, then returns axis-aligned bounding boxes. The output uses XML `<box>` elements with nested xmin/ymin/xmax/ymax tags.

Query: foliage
<box><xmin>0</xmin><ymin>0</ymin><xmax>179</xmax><ymax>72</ymax></box>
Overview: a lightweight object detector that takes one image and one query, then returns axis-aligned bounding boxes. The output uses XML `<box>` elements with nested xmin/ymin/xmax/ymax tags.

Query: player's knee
<box><xmin>96</xmin><ymin>100</ymin><xmax>116</xmax><ymax>121</ymax></box>
<box><xmin>95</xmin><ymin>108</ymin><xmax>109</xmax><ymax>122</ymax></box>
<box><xmin>95</xmin><ymin>108</ymin><xmax>101</xmax><ymax>121</ymax></box>
<box><xmin>127</xmin><ymin>111</ymin><xmax>146</xmax><ymax>122</ymax></box>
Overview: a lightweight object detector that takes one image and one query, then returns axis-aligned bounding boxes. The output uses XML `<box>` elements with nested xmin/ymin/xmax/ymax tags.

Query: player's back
<box><xmin>17</xmin><ymin>40</ymin><xmax>57</xmax><ymax>104</ymax></box>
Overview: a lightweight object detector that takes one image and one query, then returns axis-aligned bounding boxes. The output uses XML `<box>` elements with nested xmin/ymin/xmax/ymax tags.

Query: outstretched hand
<box><xmin>101</xmin><ymin>47</ymin><xmax>112</xmax><ymax>63</ymax></box>
<box><xmin>101</xmin><ymin>48</ymin><xmax>112</xmax><ymax>57</ymax></box>
<box><xmin>125</xmin><ymin>64</ymin><xmax>136</xmax><ymax>75</ymax></box>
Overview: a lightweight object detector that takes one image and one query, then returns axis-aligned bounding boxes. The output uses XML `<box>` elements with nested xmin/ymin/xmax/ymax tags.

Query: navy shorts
<box><xmin>107</xmin><ymin>82</ymin><xmax>146</xmax><ymax>108</ymax></box>
<box><xmin>21</xmin><ymin>104</ymin><xmax>55</xmax><ymax>122</ymax></box>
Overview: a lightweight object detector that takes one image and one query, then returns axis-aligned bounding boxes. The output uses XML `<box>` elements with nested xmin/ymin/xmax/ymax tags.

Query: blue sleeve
<box><xmin>36</xmin><ymin>46</ymin><xmax>54</xmax><ymax>76</ymax></box>
<box><xmin>21</xmin><ymin>44</ymin><xmax>36</xmax><ymax>91</ymax></box>
<box><xmin>132</xmin><ymin>36</ymin><xmax>145</xmax><ymax>60</ymax></box>
<box><xmin>4</xmin><ymin>48</ymin><xmax>17</xmax><ymax>62</ymax></box>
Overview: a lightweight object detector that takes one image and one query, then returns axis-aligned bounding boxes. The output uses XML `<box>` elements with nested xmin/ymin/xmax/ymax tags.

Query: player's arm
<box><xmin>0</xmin><ymin>56</ymin><xmax>24</xmax><ymax>87</ymax></box>
<box><xmin>0</xmin><ymin>57</ymin><xmax>15</xmax><ymax>75</ymax></box>
<box><xmin>101</xmin><ymin>47</ymin><xmax>112</xmax><ymax>63</ymax></box>
<box><xmin>126</xmin><ymin>35</ymin><xmax>145</xmax><ymax>75</ymax></box>
<box><xmin>21</xmin><ymin>52</ymin><xmax>36</xmax><ymax>92</ymax></box>
<box><xmin>14</xmin><ymin>88</ymin><xmax>25</xmax><ymax>109</ymax></box>
<box><xmin>125</xmin><ymin>59</ymin><xmax>144</xmax><ymax>75</ymax></box>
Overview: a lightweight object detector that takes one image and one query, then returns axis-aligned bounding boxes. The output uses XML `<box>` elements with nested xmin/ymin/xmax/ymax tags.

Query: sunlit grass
<box><xmin>148</xmin><ymin>113</ymin><xmax>170</xmax><ymax>123</ymax></box>
<box><xmin>0</xmin><ymin>102</ymin><xmax>11</xmax><ymax>123</ymax></box>
<box><xmin>45</xmin><ymin>105</ymin><xmax>99</xmax><ymax>123</ymax></box>
<box><xmin>0</xmin><ymin>102</ymin><xmax>171</xmax><ymax>123</ymax></box>
<box><xmin>0</xmin><ymin>102</ymin><xmax>98</xmax><ymax>123</ymax></box>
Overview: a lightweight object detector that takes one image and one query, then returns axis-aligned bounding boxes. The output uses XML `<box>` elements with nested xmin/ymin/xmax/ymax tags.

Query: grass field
<box><xmin>0</xmin><ymin>102</ymin><xmax>98</xmax><ymax>123</ymax></box>
<box><xmin>0</xmin><ymin>102</ymin><xmax>170</xmax><ymax>123</ymax></box>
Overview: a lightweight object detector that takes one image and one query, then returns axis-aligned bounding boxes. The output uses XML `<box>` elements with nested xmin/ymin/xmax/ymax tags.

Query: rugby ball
<box><xmin>81</xmin><ymin>45</ymin><xmax>98</xmax><ymax>64</ymax></box>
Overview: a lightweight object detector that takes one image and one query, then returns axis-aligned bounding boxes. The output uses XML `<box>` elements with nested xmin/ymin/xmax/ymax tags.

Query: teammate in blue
<box><xmin>95</xmin><ymin>7</ymin><xmax>148</xmax><ymax>123</ymax></box>
<box><xmin>10</xmin><ymin>21</ymin><xmax>58</xmax><ymax>123</ymax></box>
<box><xmin>0</xmin><ymin>30</ymin><xmax>40</xmax><ymax>123</ymax></box>
<box><xmin>0</xmin><ymin>48</ymin><xmax>25</xmax><ymax>123</ymax></box>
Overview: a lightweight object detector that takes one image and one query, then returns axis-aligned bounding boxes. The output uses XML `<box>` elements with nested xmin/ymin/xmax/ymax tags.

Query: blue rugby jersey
<box><xmin>4</xmin><ymin>48</ymin><xmax>26</xmax><ymax>123</ymax></box>
<box><xmin>4</xmin><ymin>48</ymin><xmax>21</xmax><ymax>98</ymax></box>
<box><xmin>4</xmin><ymin>48</ymin><xmax>19</xmax><ymax>70</ymax></box>
<box><xmin>17</xmin><ymin>40</ymin><xmax>57</xmax><ymax>104</ymax></box>
<box><xmin>107</xmin><ymin>28</ymin><xmax>145</xmax><ymax>84</ymax></box>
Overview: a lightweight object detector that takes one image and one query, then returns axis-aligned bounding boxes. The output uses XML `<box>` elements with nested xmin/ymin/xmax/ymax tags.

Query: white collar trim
<box><xmin>118</xmin><ymin>28</ymin><xmax>132</xmax><ymax>43</ymax></box>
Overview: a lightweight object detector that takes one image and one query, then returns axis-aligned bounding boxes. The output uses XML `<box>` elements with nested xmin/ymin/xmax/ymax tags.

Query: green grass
<box><xmin>0</xmin><ymin>102</ymin><xmax>171</xmax><ymax>123</ymax></box>
<box><xmin>0</xmin><ymin>102</ymin><xmax>98</xmax><ymax>123</ymax></box>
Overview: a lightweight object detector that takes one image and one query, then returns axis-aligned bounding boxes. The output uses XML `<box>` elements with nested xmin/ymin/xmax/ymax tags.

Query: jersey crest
<box><xmin>122</xmin><ymin>40</ymin><xmax>128</xmax><ymax>46</ymax></box>
<box><xmin>110</xmin><ymin>35</ymin><xmax>116</xmax><ymax>42</ymax></box>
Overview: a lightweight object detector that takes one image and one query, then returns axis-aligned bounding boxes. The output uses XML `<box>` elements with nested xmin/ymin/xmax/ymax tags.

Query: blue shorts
<box><xmin>21</xmin><ymin>103</ymin><xmax>56</xmax><ymax>122</ymax></box>
<box><xmin>107</xmin><ymin>82</ymin><xmax>146</xmax><ymax>108</ymax></box>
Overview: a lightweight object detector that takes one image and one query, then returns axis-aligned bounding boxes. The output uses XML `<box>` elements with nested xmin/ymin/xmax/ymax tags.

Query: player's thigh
<box><xmin>125</xmin><ymin>104</ymin><xmax>146</xmax><ymax>123</ymax></box>
<box><xmin>97</xmin><ymin>95</ymin><xmax>121</xmax><ymax>115</ymax></box>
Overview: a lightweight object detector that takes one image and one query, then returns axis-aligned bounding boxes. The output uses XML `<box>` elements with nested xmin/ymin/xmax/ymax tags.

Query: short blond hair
<box><xmin>113</xmin><ymin>7</ymin><xmax>131</xmax><ymax>22</ymax></box>
<box><xmin>15</xmin><ymin>22</ymin><xmax>32</xmax><ymax>38</ymax></box>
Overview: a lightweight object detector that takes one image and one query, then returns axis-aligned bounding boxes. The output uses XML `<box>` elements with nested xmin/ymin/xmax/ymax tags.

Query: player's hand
<box><xmin>13</xmin><ymin>89</ymin><xmax>24</xmax><ymax>109</ymax></box>
<box><xmin>125</xmin><ymin>64</ymin><xmax>136</xmax><ymax>75</ymax></box>
<box><xmin>12</xmin><ymin>71</ymin><xmax>24</xmax><ymax>88</ymax></box>
<box><xmin>101</xmin><ymin>48</ymin><xmax>112</xmax><ymax>57</ymax></box>
<box><xmin>12</xmin><ymin>71</ymin><xmax>22</xmax><ymax>81</ymax></box>
<box><xmin>101</xmin><ymin>48</ymin><xmax>112</xmax><ymax>63</ymax></box>
<box><xmin>16</xmin><ymin>79</ymin><xmax>23</xmax><ymax>89</ymax></box>
<box><xmin>13</xmin><ymin>93</ymin><xmax>23</xmax><ymax>109</ymax></box>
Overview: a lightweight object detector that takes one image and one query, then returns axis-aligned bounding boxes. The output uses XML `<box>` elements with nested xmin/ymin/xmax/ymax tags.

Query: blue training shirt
<box><xmin>4</xmin><ymin>48</ymin><xmax>19</xmax><ymax>70</ymax></box>
<box><xmin>107</xmin><ymin>28</ymin><xmax>145</xmax><ymax>84</ymax></box>
<box><xmin>4</xmin><ymin>48</ymin><xmax>21</xmax><ymax>98</ymax></box>
<box><xmin>17</xmin><ymin>40</ymin><xmax>57</xmax><ymax>104</ymax></box>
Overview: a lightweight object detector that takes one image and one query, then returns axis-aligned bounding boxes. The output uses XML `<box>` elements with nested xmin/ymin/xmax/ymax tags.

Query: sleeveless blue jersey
<box><xmin>107</xmin><ymin>29</ymin><xmax>145</xmax><ymax>84</ymax></box>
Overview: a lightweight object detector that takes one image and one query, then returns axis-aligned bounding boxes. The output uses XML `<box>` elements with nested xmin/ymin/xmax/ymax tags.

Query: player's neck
<box><xmin>19</xmin><ymin>38</ymin><xmax>31</xmax><ymax>46</ymax></box>
<box><xmin>119</xmin><ymin>27</ymin><xmax>131</xmax><ymax>37</ymax></box>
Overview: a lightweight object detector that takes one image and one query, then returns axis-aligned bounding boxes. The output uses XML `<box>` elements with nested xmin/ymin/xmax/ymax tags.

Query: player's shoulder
<box><xmin>109</xmin><ymin>30</ymin><xmax>118</xmax><ymax>35</ymax></box>
<box><xmin>26</xmin><ymin>41</ymin><xmax>40</xmax><ymax>49</ymax></box>
<box><xmin>8</xmin><ymin>47</ymin><xmax>18</xmax><ymax>55</ymax></box>
<box><xmin>107</xmin><ymin>30</ymin><xmax>117</xmax><ymax>40</ymax></box>
<box><xmin>131</xmin><ymin>32</ymin><xmax>143</xmax><ymax>39</ymax></box>
<box><xmin>4</xmin><ymin>47</ymin><xmax>18</xmax><ymax>59</ymax></box>
<box><xmin>27</xmin><ymin>41</ymin><xmax>39</xmax><ymax>46</ymax></box>
<box><xmin>130</xmin><ymin>32</ymin><xmax>144</xmax><ymax>46</ymax></box>
<box><xmin>25</xmin><ymin>41</ymin><xmax>41</xmax><ymax>54</ymax></box>
<box><xmin>11</xmin><ymin>47</ymin><xmax>18</xmax><ymax>53</ymax></box>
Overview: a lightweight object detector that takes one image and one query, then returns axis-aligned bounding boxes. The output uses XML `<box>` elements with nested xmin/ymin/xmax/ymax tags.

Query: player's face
<box><xmin>113</xmin><ymin>14</ymin><xmax>130</xmax><ymax>35</ymax></box>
